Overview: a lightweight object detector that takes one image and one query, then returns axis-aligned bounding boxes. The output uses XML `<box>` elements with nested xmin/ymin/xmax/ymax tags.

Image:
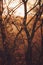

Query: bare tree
<box><xmin>1</xmin><ymin>0</ymin><xmax>43</xmax><ymax>65</ymax></box>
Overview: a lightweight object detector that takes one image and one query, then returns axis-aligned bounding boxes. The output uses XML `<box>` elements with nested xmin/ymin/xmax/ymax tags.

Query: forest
<box><xmin>0</xmin><ymin>0</ymin><xmax>43</xmax><ymax>65</ymax></box>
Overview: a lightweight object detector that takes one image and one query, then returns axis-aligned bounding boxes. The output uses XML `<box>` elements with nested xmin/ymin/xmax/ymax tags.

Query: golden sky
<box><xmin>3</xmin><ymin>0</ymin><xmax>42</xmax><ymax>17</ymax></box>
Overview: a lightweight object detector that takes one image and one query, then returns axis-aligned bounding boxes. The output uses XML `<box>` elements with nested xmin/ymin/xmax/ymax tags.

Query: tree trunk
<box><xmin>0</xmin><ymin>1</ymin><xmax>11</xmax><ymax>65</ymax></box>
<box><xmin>23</xmin><ymin>1</ymin><xmax>32</xmax><ymax>65</ymax></box>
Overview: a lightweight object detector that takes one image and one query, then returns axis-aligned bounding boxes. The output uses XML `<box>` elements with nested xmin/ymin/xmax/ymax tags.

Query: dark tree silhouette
<box><xmin>0</xmin><ymin>0</ymin><xmax>43</xmax><ymax>65</ymax></box>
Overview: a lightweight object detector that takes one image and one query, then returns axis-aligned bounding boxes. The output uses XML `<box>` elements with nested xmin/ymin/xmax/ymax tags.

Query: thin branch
<box><xmin>10</xmin><ymin>28</ymin><xmax>23</xmax><ymax>52</ymax></box>
<box><xmin>4</xmin><ymin>2</ymin><xmax>23</xmax><ymax>21</ymax></box>
<box><xmin>26</xmin><ymin>11</ymin><xmax>38</xmax><ymax>26</ymax></box>
<box><xmin>35</xmin><ymin>22</ymin><xmax>43</xmax><ymax>32</ymax></box>
<box><xmin>27</xmin><ymin>2</ymin><xmax>39</xmax><ymax>14</ymax></box>
<box><xmin>31</xmin><ymin>4</ymin><xmax>42</xmax><ymax>41</ymax></box>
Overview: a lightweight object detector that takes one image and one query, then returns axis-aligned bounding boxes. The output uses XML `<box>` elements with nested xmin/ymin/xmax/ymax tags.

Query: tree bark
<box><xmin>23</xmin><ymin>1</ymin><xmax>32</xmax><ymax>65</ymax></box>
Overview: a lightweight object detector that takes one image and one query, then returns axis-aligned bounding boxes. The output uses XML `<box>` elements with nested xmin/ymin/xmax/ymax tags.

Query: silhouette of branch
<box><xmin>4</xmin><ymin>2</ymin><xmax>23</xmax><ymax>21</ymax></box>
<box><xmin>10</xmin><ymin>28</ymin><xmax>23</xmax><ymax>52</ymax></box>
<box><xmin>31</xmin><ymin>6</ymin><xmax>42</xmax><ymax>41</ymax></box>
<box><xmin>26</xmin><ymin>3</ymin><xmax>43</xmax><ymax>26</ymax></box>
<box><xmin>27</xmin><ymin>2</ymin><xmax>39</xmax><ymax>14</ymax></box>
<box><xmin>8</xmin><ymin>2</ymin><xmax>23</xmax><ymax>15</ymax></box>
<box><xmin>0</xmin><ymin>0</ymin><xmax>6</xmax><ymax>44</ymax></box>
<box><xmin>12</xmin><ymin>22</ymin><xmax>25</xmax><ymax>43</ymax></box>
<box><xmin>26</xmin><ymin>11</ymin><xmax>38</xmax><ymax>26</ymax></box>
<box><xmin>0</xmin><ymin>1</ymin><xmax>11</xmax><ymax>65</ymax></box>
<box><xmin>10</xmin><ymin>1</ymin><xmax>43</xmax><ymax>52</ymax></box>
<box><xmin>35</xmin><ymin>22</ymin><xmax>43</xmax><ymax>32</ymax></box>
<box><xmin>2</xmin><ymin>0</ymin><xmax>43</xmax><ymax>65</ymax></box>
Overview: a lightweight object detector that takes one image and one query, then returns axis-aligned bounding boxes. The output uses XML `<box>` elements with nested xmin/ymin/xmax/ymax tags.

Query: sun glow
<box><xmin>3</xmin><ymin>0</ymin><xmax>37</xmax><ymax>18</ymax></box>
<box><xmin>3</xmin><ymin>0</ymin><xmax>24</xmax><ymax>17</ymax></box>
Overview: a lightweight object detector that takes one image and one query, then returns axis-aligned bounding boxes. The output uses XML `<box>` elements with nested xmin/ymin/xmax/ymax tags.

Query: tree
<box><xmin>1</xmin><ymin>0</ymin><xmax>43</xmax><ymax>65</ymax></box>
